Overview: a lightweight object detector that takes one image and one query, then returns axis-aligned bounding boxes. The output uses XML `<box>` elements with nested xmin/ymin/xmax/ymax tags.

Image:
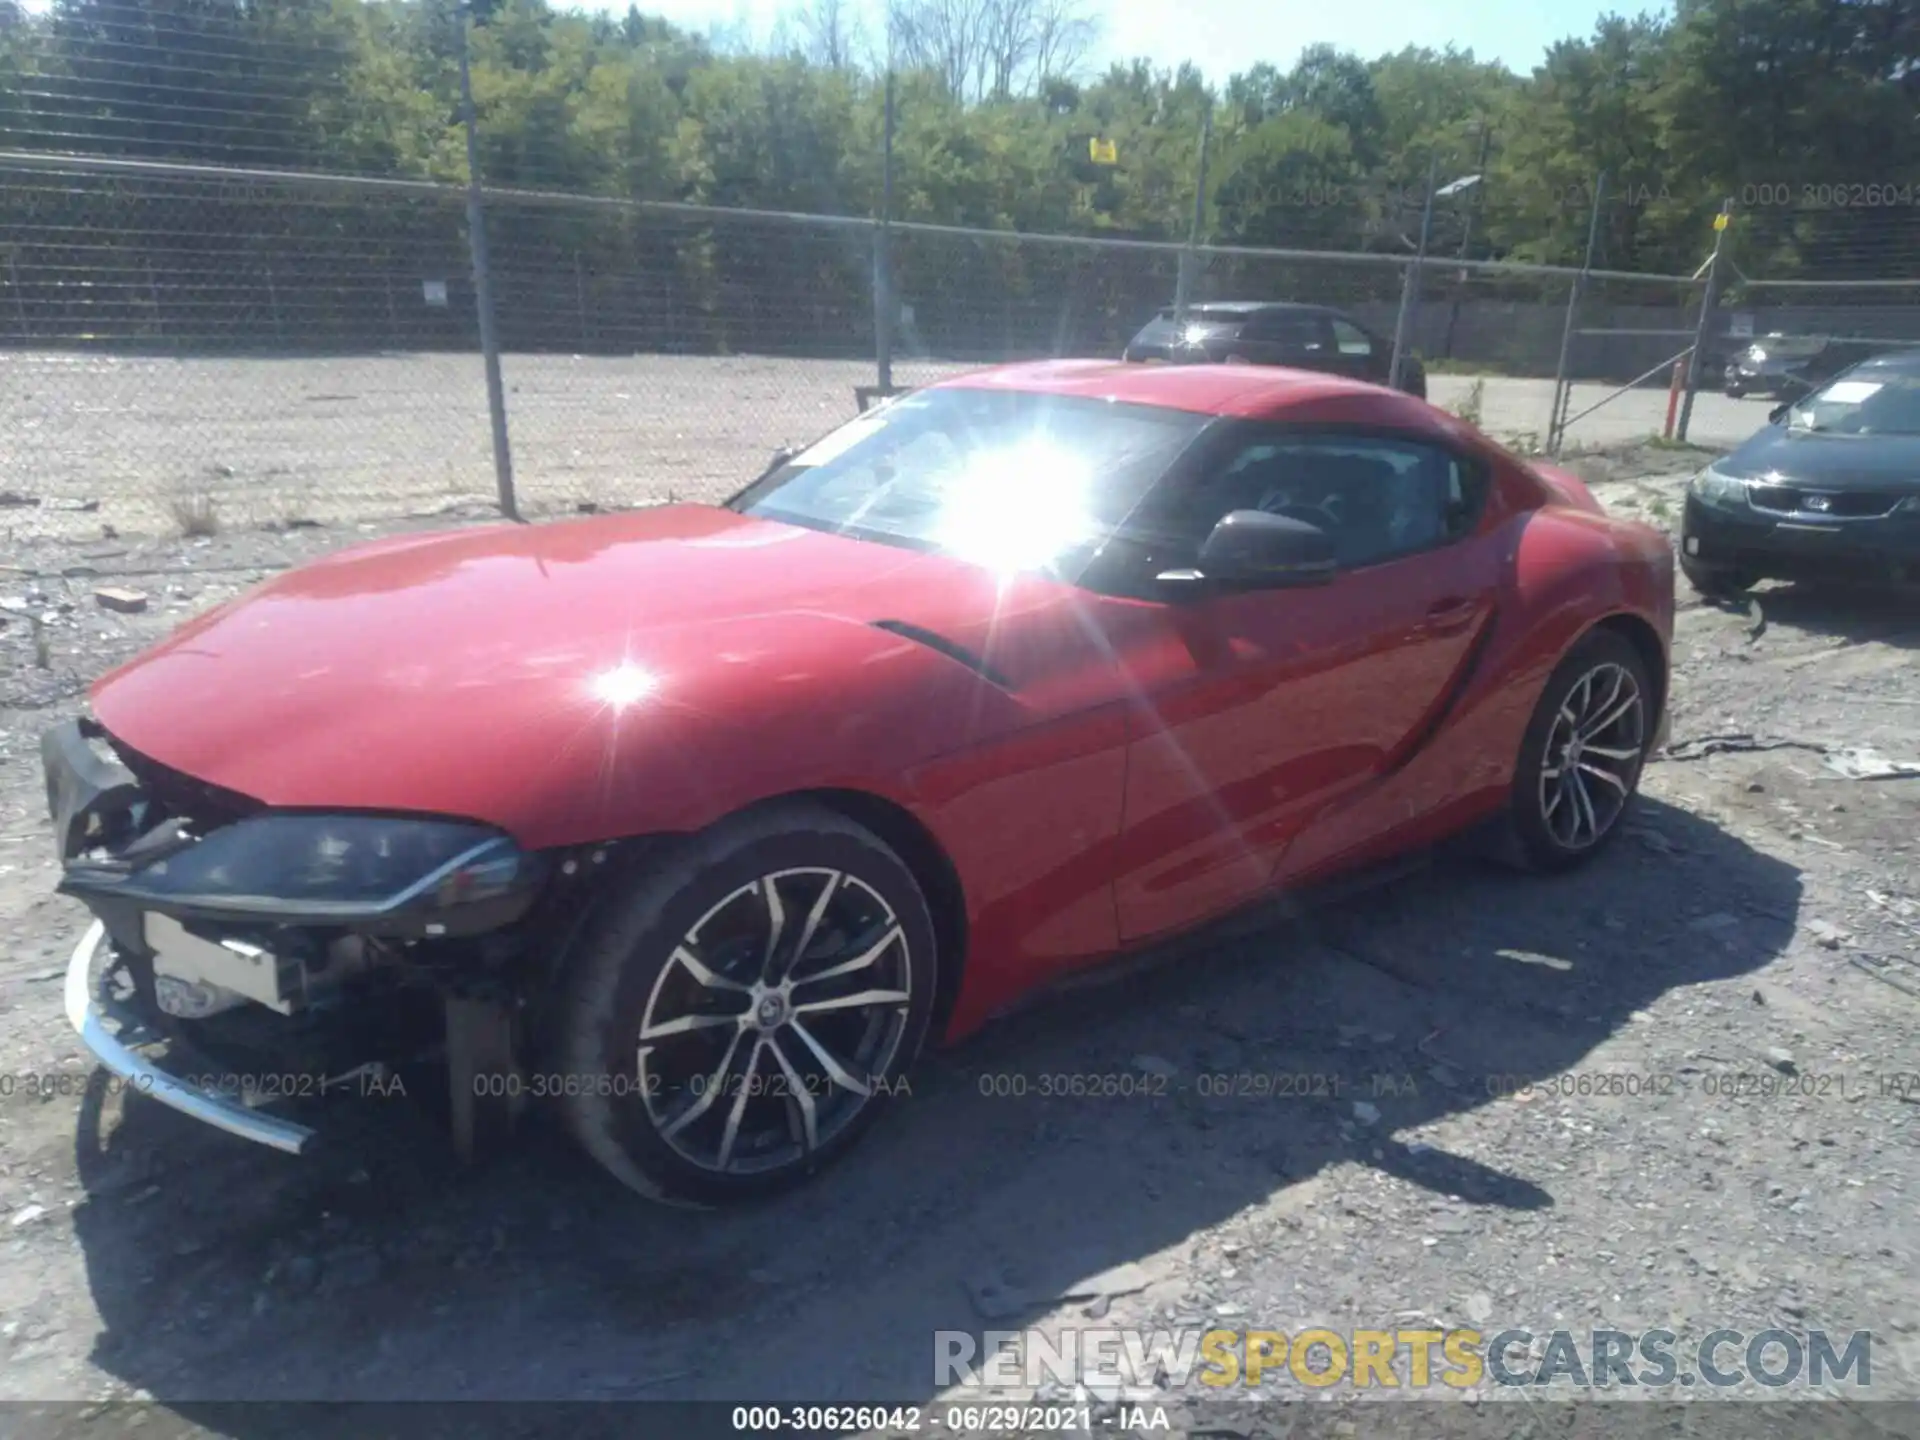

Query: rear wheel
<box><xmin>1504</xmin><ymin>630</ymin><xmax>1652</xmax><ymax>872</ymax></box>
<box><xmin>555</xmin><ymin>803</ymin><xmax>938</xmax><ymax>1206</ymax></box>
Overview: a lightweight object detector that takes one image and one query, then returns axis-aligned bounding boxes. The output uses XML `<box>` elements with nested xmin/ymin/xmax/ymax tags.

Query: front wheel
<box><xmin>1504</xmin><ymin>629</ymin><xmax>1653</xmax><ymax>872</ymax></box>
<box><xmin>554</xmin><ymin>803</ymin><xmax>938</xmax><ymax>1206</ymax></box>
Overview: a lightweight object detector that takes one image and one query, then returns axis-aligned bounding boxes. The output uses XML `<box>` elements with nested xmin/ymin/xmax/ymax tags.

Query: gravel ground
<box><xmin>2</xmin><ymin>349</ymin><xmax>1768</xmax><ymax>542</ymax></box>
<box><xmin>0</xmin><ymin>441</ymin><xmax>1917</xmax><ymax>1440</ymax></box>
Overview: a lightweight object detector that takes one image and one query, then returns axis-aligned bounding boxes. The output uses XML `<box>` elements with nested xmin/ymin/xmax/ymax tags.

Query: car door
<box><xmin>1105</xmin><ymin>425</ymin><xmax>1500</xmax><ymax>942</ymax></box>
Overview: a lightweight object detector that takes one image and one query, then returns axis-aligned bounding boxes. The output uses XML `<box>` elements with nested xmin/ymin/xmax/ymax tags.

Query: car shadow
<box><xmin>1741</xmin><ymin>581</ymin><xmax>1920</xmax><ymax>651</ymax></box>
<box><xmin>61</xmin><ymin>795</ymin><xmax>1798</xmax><ymax>1432</ymax></box>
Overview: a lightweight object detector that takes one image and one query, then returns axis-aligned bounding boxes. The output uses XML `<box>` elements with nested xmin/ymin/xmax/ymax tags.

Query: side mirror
<box><xmin>754</xmin><ymin>445</ymin><xmax>798</xmax><ymax>482</ymax></box>
<box><xmin>1186</xmin><ymin>510</ymin><xmax>1337</xmax><ymax>588</ymax></box>
<box><xmin>1768</xmin><ymin>403</ymin><xmax>1790</xmax><ymax>425</ymax></box>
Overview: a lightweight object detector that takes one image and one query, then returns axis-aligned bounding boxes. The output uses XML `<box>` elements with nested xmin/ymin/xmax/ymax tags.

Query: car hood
<box><xmin>89</xmin><ymin>506</ymin><xmax>1121</xmax><ymax>848</ymax></box>
<box><xmin>1717</xmin><ymin>425</ymin><xmax>1920</xmax><ymax>494</ymax></box>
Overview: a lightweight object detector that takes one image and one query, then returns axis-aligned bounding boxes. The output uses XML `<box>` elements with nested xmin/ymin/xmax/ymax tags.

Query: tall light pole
<box><xmin>1677</xmin><ymin>200</ymin><xmax>1733</xmax><ymax>443</ymax></box>
<box><xmin>874</xmin><ymin>65</ymin><xmax>895</xmax><ymax>392</ymax></box>
<box><xmin>1441</xmin><ymin>122</ymin><xmax>1492</xmax><ymax>360</ymax></box>
<box><xmin>1387</xmin><ymin>154</ymin><xmax>1441</xmax><ymax>392</ymax></box>
<box><xmin>1172</xmin><ymin>100</ymin><xmax>1213</xmax><ymax>326</ymax></box>
<box><xmin>456</xmin><ymin>1</ymin><xmax>515</xmax><ymax>520</ymax></box>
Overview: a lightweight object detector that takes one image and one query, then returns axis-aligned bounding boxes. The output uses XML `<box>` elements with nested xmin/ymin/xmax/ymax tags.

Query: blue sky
<box><xmin>584</xmin><ymin>0</ymin><xmax>1673</xmax><ymax>79</ymax></box>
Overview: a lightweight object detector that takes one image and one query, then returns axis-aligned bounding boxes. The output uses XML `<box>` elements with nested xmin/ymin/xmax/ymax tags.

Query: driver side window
<box><xmin>1331</xmin><ymin>319</ymin><xmax>1374</xmax><ymax>356</ymax></box>
<box><xmin>1141</xmin><ymin>428</ymin><xmax>1489</xmax><ymax>573</ymax></box>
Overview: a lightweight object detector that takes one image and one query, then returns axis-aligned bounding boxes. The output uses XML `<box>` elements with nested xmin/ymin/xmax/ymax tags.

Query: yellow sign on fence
<box><xmin>1713</xmin><ymin>211</ymin><xmax>1729</xmax><ymax>231</ymax></box>
<box><xmin>1089</xmin><ymin>137</ymin><xmax>1118</xmax><ymax>165</ymax></box>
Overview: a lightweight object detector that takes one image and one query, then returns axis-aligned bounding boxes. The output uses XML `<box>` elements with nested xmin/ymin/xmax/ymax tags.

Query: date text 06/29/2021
<box><xmin>727</xmin><ymin>1406</ymin><xmax>1171</xmax><ymax>1434</ymax></box>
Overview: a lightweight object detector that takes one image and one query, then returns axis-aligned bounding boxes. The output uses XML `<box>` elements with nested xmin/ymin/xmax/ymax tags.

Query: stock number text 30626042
<box><xmin>728</xmin><ymin>1404</ymin><xmax>1143</xmax><ymax>1434</ymax></box>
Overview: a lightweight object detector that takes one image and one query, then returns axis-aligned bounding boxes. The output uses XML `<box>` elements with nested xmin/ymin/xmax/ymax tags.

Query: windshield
<box><xmin>1786</xmin><ymin>367</ymin><xmax>1920</xmax><ymax>435</ymax></box>
<box><xmin>1751</xmin><ymin>335</ymin><xmax>1824</xmax><ymax>359</ymax></box>
<box><xmin>728</xmin><ymin>387</ymin><xmax>1211</xmax><ymax>574</ymax></box>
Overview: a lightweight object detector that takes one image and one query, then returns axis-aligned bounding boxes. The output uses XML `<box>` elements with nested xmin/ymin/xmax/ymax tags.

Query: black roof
<box><xmin>1152</xmin><ymin>301</ymin><xmax>1345</xmax><ymax>319</ymax></box>
<box><xmin>1193</xmin><ymin>301</ymin><xmax>1330</xmax><ymax>314</ymax></box>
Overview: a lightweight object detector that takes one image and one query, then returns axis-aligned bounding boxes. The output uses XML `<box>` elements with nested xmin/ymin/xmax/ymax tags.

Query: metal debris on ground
<box><xmin>1849</xmin><ymin>954</ymin><xmax>1920</xmax><ymax>1000</ymax></box>
<box><xmin>1659</xmin><ymin>733</ymin><xmax>1833</xmax><ymax>762</ymax></box>
<box><xmin>1824</xmin><ymin>746</ymin><xmax>1920</xmax><ymax>781</ymax></box>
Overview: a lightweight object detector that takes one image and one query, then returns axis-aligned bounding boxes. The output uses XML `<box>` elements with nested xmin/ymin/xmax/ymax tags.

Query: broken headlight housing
<box><xmin>60</xmin><ymin>813</ymin><xmax>545</xmax><ymax>938</ymax></box>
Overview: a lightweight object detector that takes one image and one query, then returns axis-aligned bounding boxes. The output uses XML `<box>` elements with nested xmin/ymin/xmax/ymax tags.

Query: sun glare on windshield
<box><xmin>929</xmin><ymin>438</ymin><xmax>1094</xmax><ymax>574</ymax></box>
<box><xmin>729</xmin><ymin>389</ymin><xmax>1208</xmax><ymax>575</ymax></box>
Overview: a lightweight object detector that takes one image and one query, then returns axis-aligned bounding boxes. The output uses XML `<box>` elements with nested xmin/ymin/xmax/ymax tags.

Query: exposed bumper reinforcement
<box><xmin>64</xmin><ymin>920</ymin><xmax>315</xmax><ymax>1155</ymax></box>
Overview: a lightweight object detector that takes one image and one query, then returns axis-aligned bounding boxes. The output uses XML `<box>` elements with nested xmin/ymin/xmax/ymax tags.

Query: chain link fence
<box><xmin>9</xmin><ymin>148</ymin><xmax>1920</xmax><ymax>539</ymax></box>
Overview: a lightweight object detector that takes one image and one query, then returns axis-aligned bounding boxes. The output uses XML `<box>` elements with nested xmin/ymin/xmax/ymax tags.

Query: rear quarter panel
<box><xmin>1272</xmin><ymin>487</ymin><xmax>1673</xmax><ymax>887</ymax></box>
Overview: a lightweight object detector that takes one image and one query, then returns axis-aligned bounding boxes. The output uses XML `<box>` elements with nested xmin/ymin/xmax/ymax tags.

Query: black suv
<box><xmin>1122</xmin><ymin>302</ymin><xmax>1427</xmax><ymax>400</ymax></box>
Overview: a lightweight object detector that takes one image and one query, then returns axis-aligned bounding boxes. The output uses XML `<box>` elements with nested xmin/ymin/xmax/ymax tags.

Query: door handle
<box><xmin>1423</xmin><ymin>597</ymin><xmax>1480</xmax><ymax>635</ymax></box>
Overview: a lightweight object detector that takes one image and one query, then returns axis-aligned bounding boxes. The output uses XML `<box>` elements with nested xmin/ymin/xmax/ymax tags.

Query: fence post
<box><xmin>1388</xmin><ymin>155</ymin><xmax>1439</xmax><ymax>392</ymax></box>
<box><xmin>1172</xmin><ymin>101</ymin><xmax>1213</xmax><ymax>326</ymax></box>
<box><xmin>1548</xmin><ymin>171</ymin><xmax>1606</xmax><ymax>454</ymax></box>
<box><xmin>1677</xmin><ymin>200</ymin><xmax>1732</xmax><ymax>444</ymax></box>
<box><xmin>573</xmin><ymin>250</ymin><xmax>588</xmax><ymax>350</ymax></box>
<box><xmin>145</xmin><ymin>259</ymin><xmax>163</xmax><ymax>342</ymax></box>
<box><xmin>456</xmin><ymin>2</ymin><xmax>518</xmax><ymax>521</ymax></box>
<box><xmin>872</xmin><ymin>68</ymin><xmax>896</xmax><ymax>393</ymax></box>
<box><xmin>265</xmin><ymin>266</ymin><xmax>282</xmax><ymax>344</ymax></box>
<box><xmin>1664</xmin><ymin>356</ymin><xmax>1687</xmax><ymax>439</ymax></box>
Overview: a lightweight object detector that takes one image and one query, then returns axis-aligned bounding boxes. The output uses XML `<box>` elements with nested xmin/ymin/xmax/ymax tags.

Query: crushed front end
<box><xmin>44</xmin><ymin>715</ymin><xmax>581</xmax><ymax>1157</ymax></box>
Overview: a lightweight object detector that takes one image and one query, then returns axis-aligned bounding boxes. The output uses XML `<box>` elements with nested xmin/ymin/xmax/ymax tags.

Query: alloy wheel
<box><xmin>1537</xmin><ymin>662</ymin><xmax>1646</xmax><ymax>851</ymax></box>
<box><xmin>634</xmin><ymin>867</ymin><xmax>913</xmax><ymax>1176</ymax></box>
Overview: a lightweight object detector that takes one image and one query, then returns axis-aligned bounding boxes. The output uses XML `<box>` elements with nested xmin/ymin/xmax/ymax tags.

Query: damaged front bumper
<box><xmin>43</xmin><ymin>716</ymin><xmax>558</xmax><ymax>1156</ymax></box>
<box><xmin>63</xmin><ymin>919</ymin><xmax>317</xmax><ymax>1153</ymax></box>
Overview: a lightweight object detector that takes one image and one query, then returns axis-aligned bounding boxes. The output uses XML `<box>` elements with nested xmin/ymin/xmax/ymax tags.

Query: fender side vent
<box><xmin>869</xmin><ymin>620</ymin><xmax>1015</xmax><ymax>691</ymax></box>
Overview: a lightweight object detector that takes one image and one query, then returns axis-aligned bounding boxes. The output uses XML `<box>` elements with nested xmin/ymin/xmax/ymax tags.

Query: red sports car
<box><xmin>44</xmin><ymin>361</ymin><xmax>1673</xmax><ymax>1205</ymax></box>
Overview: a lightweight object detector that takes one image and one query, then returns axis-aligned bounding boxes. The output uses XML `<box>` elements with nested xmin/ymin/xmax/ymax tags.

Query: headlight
<box><xmin>62</xmin><ymin>813</ymin><xmax>543</xmax><ymax>932</ymax></box>
<box><xmin>1689</xmin><ymin>466</ymin><xmax>1750</xmax><ymax>507</ymax></box>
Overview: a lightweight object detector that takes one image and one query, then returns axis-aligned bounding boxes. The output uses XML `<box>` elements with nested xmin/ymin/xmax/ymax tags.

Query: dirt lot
<box><xmin>2</xmin><ymin>349</ymin><xmax>1769</xmax><ymax>542</ymax></box>
<box><xmin>0</xmin><ymin>440</ymin><xmax>1917</xmax><ymax>1438</ymax></box>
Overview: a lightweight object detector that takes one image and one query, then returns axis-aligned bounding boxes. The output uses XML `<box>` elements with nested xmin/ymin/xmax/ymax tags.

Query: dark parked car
<box><xmin>1682</xmin><ymin>348</ymin><xmax>1920</xmax><ymax>595</ymax></box>
<box><xmin>1123</xmin><ymin>302</ymin><xmax>1427</xmax><ymax>400</ymax></box>
<box><xmin>1722</xmin><ymin>333</ymin><xmax>1884</xmax><ymax>399</ymax></box>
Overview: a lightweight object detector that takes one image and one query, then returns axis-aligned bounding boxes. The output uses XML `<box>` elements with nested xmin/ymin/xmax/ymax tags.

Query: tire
<box><xmin>1680</xmin><ymin>553</ymin><xmax>1759</xmax><ymax>599</ymax></box>
<box><xmin>1504</xmin><ymin>629</ymin><xmax>1654</xmax><ymax>873</ymax></box>
<box><xmin>554</xmin><ymin>802</ymin><xmax>939</xmax><ymax>1206</ymax></box>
